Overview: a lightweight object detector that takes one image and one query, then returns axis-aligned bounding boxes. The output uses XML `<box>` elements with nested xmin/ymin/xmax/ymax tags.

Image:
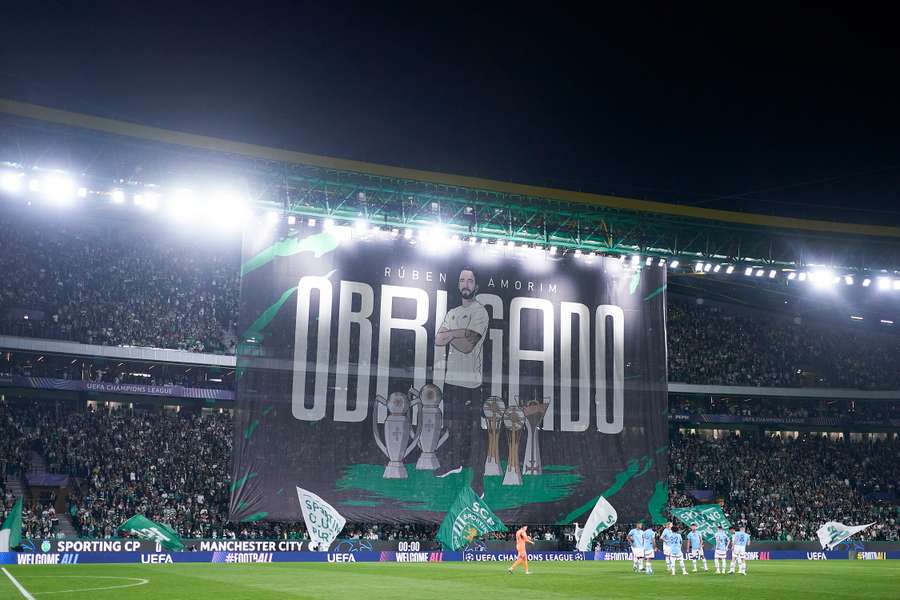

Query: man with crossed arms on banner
<box><xmin>434</xmin><ymin>267</ymin><xmax>490</xmax><ymax>495</ymax></box>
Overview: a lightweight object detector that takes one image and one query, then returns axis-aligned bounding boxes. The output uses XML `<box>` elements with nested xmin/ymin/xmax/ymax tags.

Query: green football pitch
<box><xmin>2</xmin><ymin>561</ymin><xmax>898</xmax><ymax>599</ymax></box>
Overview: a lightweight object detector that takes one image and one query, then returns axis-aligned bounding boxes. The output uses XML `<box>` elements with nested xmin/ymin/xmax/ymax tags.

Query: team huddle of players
<box><xmin>627</xmin><ymin>522</ymin><xmax>752</xmax><ymax>576</ymax></box>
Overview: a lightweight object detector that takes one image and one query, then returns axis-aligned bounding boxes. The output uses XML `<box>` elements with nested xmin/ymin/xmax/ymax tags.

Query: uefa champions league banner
<box><xmin>229</xmin><ymin>222</ymin><xmax>668</xmax><ymax>525</ymax></box>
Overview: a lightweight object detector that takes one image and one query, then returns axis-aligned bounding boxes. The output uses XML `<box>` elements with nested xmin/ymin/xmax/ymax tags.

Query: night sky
<box><xmin>2</xmin><ymin>3</ymin><xmax>899</xmax><ymax>225</ymax></box>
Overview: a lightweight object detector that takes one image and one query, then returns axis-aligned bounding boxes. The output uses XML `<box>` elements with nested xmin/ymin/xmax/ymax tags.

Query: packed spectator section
<box><xmin>1</xmin><ymin>211</ymin><xmax>898</xmax><ymax>390</ymax></box>
<box><xmin>1</xmin><ymin>402</ymin><xmax>897</xmax><ymax>545</ymax></box>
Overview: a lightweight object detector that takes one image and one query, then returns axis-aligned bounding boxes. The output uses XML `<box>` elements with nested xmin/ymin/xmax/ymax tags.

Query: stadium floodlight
<box><xmin>574</xmin><ymin>249</ymin><xmax>582</xmax><ymax>257</ymax></box>
<box><xmin>755</xmin><ymin>269</ymin><xmax>765</xmax><ymax>277</ymax></box>
<box><xmin>213</xmin><ymin>192</ymin><xmax>250</xmax><ymax>229</ymax></box>
<box><xmin>658</xmin><ymin>258</ymin><xmax>666</xmax><ymax>266</ymax></box>
<box><xmin>850</xmin><ymin>315</ymin><xmax>864</xmax><ymax>321</ymax></box>
<box><xmin>704</xmin><ymin>263</ymin><xmax>712</xmax><ymax>272</ymax></box>
<box><xmin>744</xmin><ymin>267</ymin><xmax>753</xmax><ymax>276</ymax></box>
<box><xmin>140</xmin><ymin>191</ymin><xmax>160</xmax><ymax>211</ymax></box>
<box><xmin>713</xmin><ymin>264</ymin><xmax>721</xmax><ymax>273</ymax></box>
<box><xmin>42</xmin><ymin>175</ymin><xmax>75</xmax><ymax>203</ymax></box>
<box><xmin>862</xmin><ymin>278</ymin><xmax>871</xmax><ymax>287</ymax></box>
<box><xmin>1</xmin><ymin>172</ymin><xmax>23</xmax><ymax>193</ymax></box>
<box><xmin>695</xmin><ymin>262</ymin><xmax>704</xmax><ymax>273</ymax></box>
<box><xmin>631</xmin><ymin>255</ymin><xmax>641</xmax><ymax>266</ymax></box>
<box><xmin>507</xmin><ymin>239</ymin><xmax>516</xmax><ymax>248</ymax></box>
<box><xmin>468</xmin><ymin>235</ymin><xmax>476</xmax><ymax>245</ymax></box>
<box><xmin>403</xmin><ymin>228</ymin><xmax>412</xmax><ymax>239</ymax></box>
<box><xmin>28</xmin><ymin>178</ymin><xmax>40</xmax><ymax>192</ymax></box>
<box><xmin>111</xmin><ymin>189</ymin><xmax>125</xmax><ymax>204</ymax></box>
<box><xmin>881</xmin><ymin>319</ymin><xmax>894</xmax><ymax>325</ymax></box>
<box><xmin>324</xmin><ymin>218</ymin><xmax>335</xmax><ymax>231</ymax></box>
<box><xmin>481</xmin><ymin>238</ymin><xmax>488</xmax><ymax>246</ymax></box>
<box><xmin>287</xmin><ymin>216</ymin><xmax>296</xmax><ymax>225</ymax></box>
<box><xmin>788</xmin><ymin>272</ymin><xmax>797</xmax><ymax>280</ymax></box>
<box><xmin>769</xmin><ymin>269</ymin><xmax>777</xmax><ymax>278</ymax></box>
<box><xmin>549</xmin><ymin>246</ymin><xmax>558</xmax><ymax>255</ymax></box>
<box><xmin>77</xmin><ymin>187</ymin><xmax>88</xmax><ymax>198</ymax></box>
<box><xmin>645</xmin><ymin>256</ymin><xmax>652</xmax><ymax>266</ymax></box>
<box><xmin>894</xmin><ymin>280</ymin><xmax>900</xmax><ymax>291</ymax></box>
<box><xmin>266</xmin><ymin>210</ymin><xmax>279</xmax><ymax>224</ymax></box>
<box><xmin>798</xmin><ymin>272</ymin><xmax>807</xmax><ymax>282</ymax></box>
<box><xmin>306</xmin><ymin>217</ymin><xmax>315</xmax><ymax>226</ymax></box>
<box><xmin>877</xmin><ymin>277</ymin><xmax>890</xmax><ymax>290</ymax></box>
<box><xmin>844</xmin><ymin>275</ymin><xmax>854</xmax><ymax>286</ymax></box>
<box><xmin>669</xmin><ymin>259</ymin><xmax>679</xmax><ymax>269</ymax></box>
<box><xmin>354</xmin><ymin>219</ymin><xmax>368</xmax><ymax>234</ymax></box>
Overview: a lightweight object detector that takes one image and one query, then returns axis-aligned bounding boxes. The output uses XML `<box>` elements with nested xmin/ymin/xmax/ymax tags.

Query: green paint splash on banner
<box><xmin>240</xmin><ymin>512</ymin><xmax>269</xmax><ymax>522</ymax></box>
<box><xmin>337</xmin><ymin>464</ymin><xmax>580</xmax><ymax>513</ymax></box>
<box><xmin>558</xmin><ymin>456</ymin><xmax>651</xmax><ymax>524</ymax></box>
<box><xmin>648</xmin><ymin>480</ymin><xmax>669</xmax><ymax>524</ymax></box>
<box><xmin>643</xmin><ymin>284</ymin><xmax>667</xmax><ymax>302</ymax></box>
<box><xmin>244</xmin><ymin>420</ymin><xmax>260</xmax><ymax>440</ymax></box>
<box><xmin>262</xmin><ymin>405</ymin><xmax>275</xmax><ymax>417</ymax></box>
<box><xmin>629</xmin><ymin>269</ymin><xmax>642</xmax><ymax>294</ymax></box>
<box><xmin>230</xmin><ymin>471</ymin><xmax>258</xmax><ymax>493</ymax></box>
<box><xmin>241</xmin><ymin>232</ymin><xmax>340</xmax><ymax>276</ymax></box>
<box><xmin>243</xmin><ymin>286</ymin><xmax>298</xmax><ymax>341</ymax></box>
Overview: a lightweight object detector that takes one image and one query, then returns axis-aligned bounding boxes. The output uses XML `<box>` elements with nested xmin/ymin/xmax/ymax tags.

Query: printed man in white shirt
<box><xmin>434</xmin><ymin>267</ymin><xmax>490</xmax><ymax>494</ymax></box>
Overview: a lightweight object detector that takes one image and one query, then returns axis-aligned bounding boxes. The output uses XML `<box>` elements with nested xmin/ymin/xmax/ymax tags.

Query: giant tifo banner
<box><xmin>229</xmin><ymin>223</ymin><xmax>668</xmax><ymax>525</ymax></box>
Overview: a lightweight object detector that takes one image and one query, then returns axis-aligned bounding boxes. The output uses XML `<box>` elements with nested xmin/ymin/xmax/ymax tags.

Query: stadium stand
<box><xmin>1</xmin><ymin>402</ymin><xmax>897</xmax><ymax>545</ymax></box>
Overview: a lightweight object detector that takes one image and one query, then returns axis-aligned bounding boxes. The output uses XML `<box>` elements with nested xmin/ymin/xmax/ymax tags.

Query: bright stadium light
<box><xmin>354</xmin><ymin>219</ymin><xmax>368</xmax><ymax>234</ymax></box>
<box><xmin>881</xmin><ymin>319</ymin><xmax>894</xmax><ymax>325</ymax></box>
<box><xmin>713</xmin><ymin>264</ymin><xmax>721</xmax><ymax>273</ymax></box>
<box><xmin>305</xmin><ymin>217</ymin><xmax>315</xmax><ymax>226</ymax></box>
<box><xmin>862</xmin><ymin>278</ymin><xmax>871</xmax><ymax>287</ymax></box>
<box><xmin>788</xmin><ymin>272</ymin><xmax>797</xmax><ymax>280</ymax></box>
<box><xmin>744</xmin><ymin>267</ymin><xmax>753</xmax><ymax>276</ymax></box>
<box><xmin>844</xmin><ymin>275</ymin><xmax>854</xmax><ymax>286</ymax></box>
<box><xmin>28</xmin><ymin>178</ymin><xmax>40</xmax><ymax>192</ymax></box>
<box><xmin>549</xmin><ymin>246</ymin><xmax>558</xmax><ymax>255</ymax></box>
<box><xmin>645</xmin><ymin>256</ymin><xmax>652</xmax><ymax>266</ymax></box>
<box><xmin>894</xmin><ymin>280</ymin><xmax>900</xmax><ymax>291</ymax></box>
<box><xmin>850</xmin><ymin>315</ymin><xmax>864</xmax><ymax>321</ymax></box>
<box><xmin>755</xmin><ymin>269</ymin><xmax>765</xmax><ymax>277</ymax></box>
<box><xmin>136</xmin><ymin>191</ymin><xmax>160</xmax><ymax>211</ymax></box>
<box><xmin>42</xmin><ymin>175</ymin><xmax>75</xmax><ymax>203</ymax></box>
<box><xmin>403</xmin><ymin>228</ymin><xmax>412</xmax><ymax>239</ymax></box>
<box><xmin>286</xmin><ymin>215</ymin><xmax>296</xmax><ymax>225</ymax></box>
<box><xmin>111</xmin><ymin>189</ymin><xmax>125</xmax><ymax>204</ymax></box>
<box><xmin>631</xmin><ymin>255</ymin><xmax>641</xmax><ymax>266</ymax></box>
<box><xmin>1</xmin><ymin>171</ymin><xmax>23</xmax><ymax>193</ymax></box>
<box><xmin>324</xmin><ymin>218</ymin><xmax>335</xmax><ymax>231</ymax></box>
<box><xmin>725</xmin><ymin>265</ymin><xmax>734</xmax><ymax>274</ymax></box>
<box><xmin>798</xmin><ymin>272</ymin><xmax>807</xmax><ymax>282</ymax></box>
<box><xmin>695</xmin><ymin>262</ymin><xmax>704</xmax><ymax>273</ymax></box>
<box><xmin>77</xmin><ymin>187</ymin><xmax>88</xmax><ymax>198</ymax></box>
<box><xmin>574</xmin><ymin>249</ymin><xmax>582</xmax><ymax>257</ymax></box>
<box><xmin>769</xmin><ymin>269</ymin><xmax>777</xmax><ymax>278</ymax></box>
<box><xmin>877</xmin><ymin>277</ymin><xmax>891</xmax><ymax>290</ymax></box>
<box><xmin>213</xmin><ymin>192</ymin><xmax>250</xmax><ymax>229</ymax></box>
<box><xmin>669</xmin><ymin>259</ymin><xmax>679</xmax><ymax>269</ymax></box>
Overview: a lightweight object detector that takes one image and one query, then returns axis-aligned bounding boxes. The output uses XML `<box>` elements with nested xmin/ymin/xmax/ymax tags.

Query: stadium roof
<box><xmin>2</xmin><ymin>98</ymin><xmax>900</xmax><ymax>273</ymax></box>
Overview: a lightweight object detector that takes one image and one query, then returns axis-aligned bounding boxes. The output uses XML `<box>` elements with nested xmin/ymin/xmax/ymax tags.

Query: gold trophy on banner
<box><xmin>482</xmin><ymin>396</ymin><xmax>506</xmax><ymax>477</ymax></box>
<box><xmin>522</xmin><ymin>395</ymin><xmax>550</xmax><ymax>476</ymax></box>
<box><xmin>502</xmin><ymin>404</ymin><xmax>525</xmax><ymax>486</ymax></box>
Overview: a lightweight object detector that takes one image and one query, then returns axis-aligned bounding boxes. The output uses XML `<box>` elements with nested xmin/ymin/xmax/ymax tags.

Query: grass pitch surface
<box><xmin>2</xmin><ymin>561</ymin><xmax>898</xmax><ymax>599</ymax></box>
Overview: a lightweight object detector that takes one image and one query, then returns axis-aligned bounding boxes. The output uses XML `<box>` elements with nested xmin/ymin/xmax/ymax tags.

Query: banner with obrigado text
<box><xmin>229</xmin><ymin>220</ymin><xmax>668</xmax><ymax>525</ymax></box>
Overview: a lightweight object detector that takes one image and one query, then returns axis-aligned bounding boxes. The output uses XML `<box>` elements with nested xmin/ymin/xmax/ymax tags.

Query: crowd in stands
<box><xmin>0</xmin><ymin>213</ymin><xmax>899</xmax><ymax>390</ymax></box>
<box><xmin>667</xmin><ymin>299</ymin><xmax>900</xmax><ymax>389</ymax></box>
<box><xmin>1</xmin><ymin>402</ymin><xmax>898</xmax><ymax>546</ymax></box>
<box><xmin>0</xmin><ymin>211</ymin><xmax>239</xmax><ymax>354</ymax></box>
<box><xmin>669</xmin><ymin>396</ymin><xmax>900</xmax><ymax>422</ymax></box>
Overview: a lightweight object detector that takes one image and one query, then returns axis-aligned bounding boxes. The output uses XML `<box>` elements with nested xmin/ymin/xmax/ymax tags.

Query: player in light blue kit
<box><xmin>730</xmin><ymin>525</ymin><xmax>751</xmax><ymax>575</ymax></box>
<box><xmin>687</xmin><ymin>523</ymin><xmax>708</xmax><ymax>572</ymax></box>
<box><xmin>641</xmin><ymin>527</ymin><xmax>656</xmax><ymax>575</ymax></box>
<box><xmin>627</xmin><ymin>522</ymin><xmax>644</xmax><ymax>573</ymax></box>
<box><xmin>661</xmin><ymin>521</ymin><xmax>674</xmax><ymax>570</ymax></box>
<box><xmin>668</xmin><ymin>525</ymin><xmax>688</xmax><ymax>575</ymax></box>
<box><xmin>713</xmin><ymin>525</ymin><xmax>730</xmax><ymax>574</ymax></box>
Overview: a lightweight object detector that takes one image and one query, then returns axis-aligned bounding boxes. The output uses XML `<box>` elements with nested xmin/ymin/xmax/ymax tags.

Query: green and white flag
<box><xmin>0</xmin><ymin>498</ymin><xmax>23</xmax><ymax>552</ymax></box>
<box><xmin>297</xmin><ymin>486</ymin><xmax>346</xmax><ymax>551</ymax></box>
<box><xmin>670</xmin><ymin>504</ymin><xmax>731</xmax><ymax>544</ymax></box>
<box><xmin>817</xmin><ymin>521</ymin><xmax>874</xmax><ymax>550</ymax></box>
<box><xmin>575</xmin><ymin>496</ymin><xmax>617</xmax><ymax>552</ymax></box>
<box><xmin>119</xmin><ymin>515</ymin><xmax>184</xmax><ymax>551</ymax></box>
<box><xmin>437</xmin><ymin>486</ymin><xmax>507</xmax><ymax>550</ymax></box>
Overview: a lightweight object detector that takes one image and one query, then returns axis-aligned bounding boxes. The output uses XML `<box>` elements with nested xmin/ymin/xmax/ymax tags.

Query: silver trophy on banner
<box><xmin>409</xmin><ymin>384</ymin><xmax>449</xmax><ymax>471</ymax></box>
<box><xmin>372</xmin><ymin>391</ymin><xmax>422</xmax><ymax>479</ymax></box>
<box><xmin>482</xmin><ymin>397</ymin><xmax>506</xmax><ymax>477</ymax></box>
<box><xmin>522</xmin><ymin>396</ymin><xmax>550</xmax><ymax>475</ymax></box>
<box><xmin>502</xmin><ymin>404</ymin><xmax>525</xmax><ymax>486</ymax></box>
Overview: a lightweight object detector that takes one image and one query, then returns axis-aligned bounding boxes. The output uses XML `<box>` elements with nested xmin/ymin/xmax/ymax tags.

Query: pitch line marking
<box><xmin>2</xmin><ymin>567</ymin><xmax>36</xmax><ymax>600</ymax></box>
<box><xmin>17</xmin><ymin>575</ymin><xmax>150</xmax><ymax>595</ymax></box>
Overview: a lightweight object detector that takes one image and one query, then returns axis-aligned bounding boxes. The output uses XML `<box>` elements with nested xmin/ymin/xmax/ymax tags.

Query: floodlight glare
<box><xmin>111</xmin><ymin>189</ymin><xmax>125</xmax><ymax>204</ymax></box>
<box><xmin>324</xmin><ymin>218</ymin><xmax>335</xmax><ymax>231</ymax></box>
<box><xmin>42</xmin><ymin>175</ymin><xmax>75</xmax><ymax>203</ymax></box>
<box><xmin>744</xmin><ymin>267</ymin><xmax>753</xmax><ymax>276</ymax></box>
<box><xmin>862</xmin><ymin>278</ymin><xmax>871</xmax><ymax>287</ymax></box>
<box><xmin>725</xmin><ymin>265</ymin><xmax>734</xmax><ymax>274</ymax></box>
<box><xmin>1</xmin><ymin>172</ymin><xmax>23</xmax><ymax>193</ymax></box>
<box><xmin>669</xmin><ymin>259</ymin><xmax>679</xmax><ymax>269</ymax></box>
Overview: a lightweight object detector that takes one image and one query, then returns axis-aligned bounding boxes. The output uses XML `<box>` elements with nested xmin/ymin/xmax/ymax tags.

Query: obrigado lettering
<box><xmin>291</xmin><ymin>277</ymin><xmax>625</xmax><ymax>433</ymax></box>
